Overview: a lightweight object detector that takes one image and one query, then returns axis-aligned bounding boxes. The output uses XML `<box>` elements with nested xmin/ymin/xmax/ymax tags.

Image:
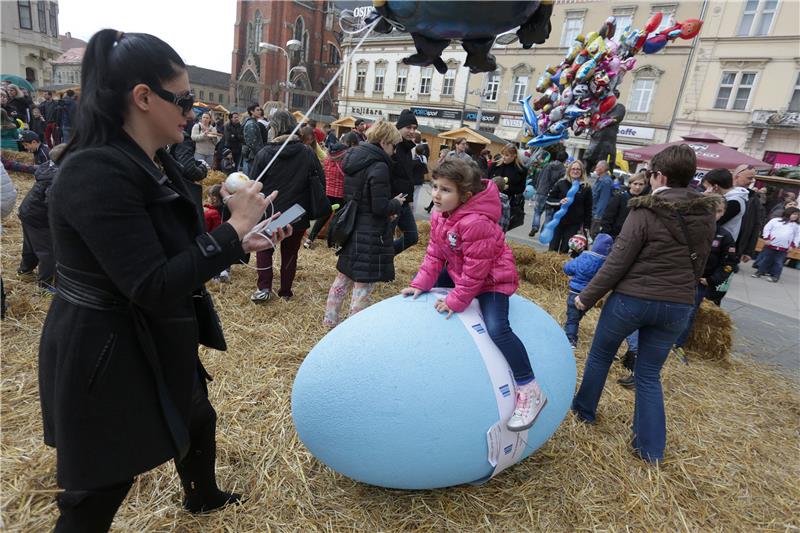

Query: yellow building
<box><xmin>465</xmin><ymin>0</ymin><xmax>703</xmax><ymax>159</ymax></box>
<box><xmin>672</xmin><ymin>0</ymin><xmax>800</xmax><ymax>166</ymax></box>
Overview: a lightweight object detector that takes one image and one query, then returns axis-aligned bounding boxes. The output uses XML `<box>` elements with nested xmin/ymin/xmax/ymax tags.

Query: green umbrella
<box><xmin>1</xmin><ymin>74</ymin><xmax>36</xmax><ymax>93</ymax></box>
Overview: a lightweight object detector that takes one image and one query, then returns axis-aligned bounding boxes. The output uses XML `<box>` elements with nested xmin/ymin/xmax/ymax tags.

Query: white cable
<box><xmin>252</xmin><ymin>18</ymin><xmax>379</xmax><ymax>184</ymax></box>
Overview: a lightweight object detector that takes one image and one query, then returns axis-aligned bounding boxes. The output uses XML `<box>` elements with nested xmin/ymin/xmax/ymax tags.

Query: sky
<box><xmin>58</xmin><ymin>0</ymin><xmax>237</xmax><ymax>73</ymax></box>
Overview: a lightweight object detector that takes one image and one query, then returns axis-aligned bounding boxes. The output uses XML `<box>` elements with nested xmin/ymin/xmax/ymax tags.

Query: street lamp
<box><xmin>259</xmin><ymin>39</ymin><xmax>303</xmax><ymax>108</ymax></box>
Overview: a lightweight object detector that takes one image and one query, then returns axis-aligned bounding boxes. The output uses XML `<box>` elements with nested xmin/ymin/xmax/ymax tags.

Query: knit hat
<box><xmin>396</xmin><ymin>109</ymin><xmax>418</xmax><ymax>130</ymax></box>
<box><xmin>19</xmin><ymin>130</ymin><xmax>40</xmax><ymax>143</ymax></box>
<box><xmin>591</xmin><ymin>233</ymin><xmax>613</xmax><ymax>256</ymax></box>
<box><xmin>329</xmin><ymin>142</ymin><xmax>348</xmax><ymax>154</ymax></box>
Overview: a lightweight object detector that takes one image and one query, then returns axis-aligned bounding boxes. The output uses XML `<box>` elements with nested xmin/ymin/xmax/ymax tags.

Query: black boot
<box><xmin>462</xmin><ymin>38</ymin><xmax>497</xmax><ymax>73</ymax></box>
<box><xmin>55</xmin><ymin>480</ymin><xmax>133</xmax><ymax>533</ymax></box>
<box><xmin>621</xmin><ymin>350</ymin><xmax>637</xmax><ymax>372</ymax></box>
<box><xmin>176</xmin><ymin>388</ymin><xmax>243</xmax><ymax>514</ymax></box>
<box><xmin>516</xmin><ymin>2</ymin><xmax>554</xmax><ymax>48</ymax></box>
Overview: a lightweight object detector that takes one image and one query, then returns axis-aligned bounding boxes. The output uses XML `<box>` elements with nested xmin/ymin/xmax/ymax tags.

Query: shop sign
<box><xmin>618</xmin><ymin>125</ymin><xmax>656</xmax><ymax>140</ymax></box>
<box><xmin>350</xmin><ymin>106</ymin><xmax>384</xmax><ymax>117</ymax></box>
<box><xmin>500</xmin><ymin>115</ymin><xmax>524</xmax><ymax>128</ymax></box>
<box><xmin>411</xmin><ymin>107</ymin><xmax>462</xmax><ymax>121</ymax></box>
<box><xmin>465</xmin><ymin>110</ymin><xmax>500</xmax><ymax>124</ymax></box>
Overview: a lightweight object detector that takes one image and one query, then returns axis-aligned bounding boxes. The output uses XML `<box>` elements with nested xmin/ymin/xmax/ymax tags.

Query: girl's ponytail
<box><xmin>62</xmin><ymin>29</ymin><xmax>186</xmax><ymax>159</ymax></box>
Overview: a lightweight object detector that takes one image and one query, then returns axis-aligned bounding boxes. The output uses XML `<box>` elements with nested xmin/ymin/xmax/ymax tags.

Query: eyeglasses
<box><xmin>151</xmin><ymin>86</ymin><xmax>195</xmax><ymax>114</ymax></box>
<box><xmin>647</xmin><ymin>169</ymin><xmax>662</xmax><ymax>180</ymax></box>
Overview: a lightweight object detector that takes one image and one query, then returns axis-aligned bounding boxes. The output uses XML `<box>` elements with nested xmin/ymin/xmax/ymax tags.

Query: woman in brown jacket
<box><xmin>571</xmin><ymin>145</ymin><xmax>717</xmax><ymax>463</ymax></box>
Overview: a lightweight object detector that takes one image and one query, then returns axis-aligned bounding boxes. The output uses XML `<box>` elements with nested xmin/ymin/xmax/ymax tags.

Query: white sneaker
<box><xmin>250</xmin><ymin>289</ymin><xmax>271</xmax><ymax>303</ymax></box>
<box><xmin>507</xmin><ymin>380</ymin><xmax>547</xmax><ymax>432</ymax></box>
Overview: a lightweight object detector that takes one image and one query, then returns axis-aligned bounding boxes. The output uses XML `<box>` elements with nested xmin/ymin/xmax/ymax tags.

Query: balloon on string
<box><xmin>539</xmin><ymin>180</ymin><xmax>580</xmax><ymax>245</ymax></box>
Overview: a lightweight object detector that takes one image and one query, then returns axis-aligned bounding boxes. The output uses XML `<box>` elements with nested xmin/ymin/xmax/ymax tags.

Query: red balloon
<box><xmin>645</xmin><ymin>12</ymin><xmax>663</xmax><ymax>33</ymax></box>
<box><xmin>599</xmin><ymin>95</ymin><xmax>617</xmax><ymax>114</ymax></box>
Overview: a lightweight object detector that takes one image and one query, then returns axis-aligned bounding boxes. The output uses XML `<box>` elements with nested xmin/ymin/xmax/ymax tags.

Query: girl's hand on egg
<box><xmin>434</xmin><ymin>298</ymin><xmax>453</xmax><ymax>319</ymax></box>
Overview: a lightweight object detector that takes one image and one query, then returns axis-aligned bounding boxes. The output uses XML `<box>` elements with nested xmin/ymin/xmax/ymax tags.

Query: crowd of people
<box><xmin>1</xmin><ymin>28</ymin><xmax>799</xmax><ymax>532</ymax></box>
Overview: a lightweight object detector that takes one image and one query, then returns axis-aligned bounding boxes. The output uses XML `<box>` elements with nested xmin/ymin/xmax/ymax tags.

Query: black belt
<box><xmin>56</xmin><ymin>265</ymin><xmax>127</xmax><ymax>311</ymax></box>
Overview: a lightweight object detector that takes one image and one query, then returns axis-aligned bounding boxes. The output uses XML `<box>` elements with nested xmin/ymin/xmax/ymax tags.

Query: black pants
<box><xmin>20</xmin><ymin>223</ymin><xmax>55</xmax><ymax>285</ymax></box>
<box><xmin>548</xmin><ymin>222</ymin><xmax>582</xmax><ymax>253</ymax></box>
<box><xmin>18</xmin><ymin>226</ymin><xmax>39</xmax><ymax>273</ymax></box>
<box><xmin>54</xmin><ymin>374</ymin><xmax>220</xmax><ymax>533</ymax></box>
<box><xmin>308</xmin><ymin>195</ymin><xmax>343</xmax><ymax>241</ymax></box>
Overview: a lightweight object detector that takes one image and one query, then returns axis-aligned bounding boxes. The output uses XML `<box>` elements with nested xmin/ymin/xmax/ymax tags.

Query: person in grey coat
<box><xmin>529</xmin><ymin>150</ymin><xmax>567</xmax><ymax>236</ymax></box>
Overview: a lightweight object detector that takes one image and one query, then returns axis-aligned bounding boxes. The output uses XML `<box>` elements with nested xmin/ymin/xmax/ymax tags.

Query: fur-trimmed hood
<box><xmin>628</xmin><ymin>188</ymin><xmax>718</xmax><ymax>215</ymax></box>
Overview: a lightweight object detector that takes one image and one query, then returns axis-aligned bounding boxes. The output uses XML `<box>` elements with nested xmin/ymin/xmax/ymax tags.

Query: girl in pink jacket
<box><xmin>401</xmin><ymin>159</ymin><xmax>547</xmax><ymax>431</ymax></box>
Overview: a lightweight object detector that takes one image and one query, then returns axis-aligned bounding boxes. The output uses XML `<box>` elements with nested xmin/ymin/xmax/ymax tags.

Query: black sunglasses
<box><xmin>151</xmin><ymin>86</ymin><xmax>195</xmax><ymax>114</ymax></box>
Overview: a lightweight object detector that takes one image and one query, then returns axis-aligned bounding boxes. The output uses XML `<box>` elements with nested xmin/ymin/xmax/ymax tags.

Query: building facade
<box><xmin>187</xmin><ymin>65</ymin><xmax>232</xmax><ymax>108</ymax></box>
<box><xmin>671</xmin><ymin>0</ymin><xmax>800</xmax><ymax>165</ymax></box>
<box><xmin>231</xmin><ymin>0</ymin><xmax>341</xmax><ymax>114</ymax></box>
<box><xmin>52</xmin><ymin>47</ymin><xmax>83</xmax><ymax>86</ymax></box>
<box><xmin>338</xmin><ymin>32</ymin><xmax>470</xmax><ymax>132</ymax></box>
<box><xmin>463</xmin><ymin>0</ymin><xmax>703</xmax><ymax>159</ymax></box>
<box><xmin>1</xmin><ymin>0</ymin><xmax>62</xmax><ymax>88</ymax></box>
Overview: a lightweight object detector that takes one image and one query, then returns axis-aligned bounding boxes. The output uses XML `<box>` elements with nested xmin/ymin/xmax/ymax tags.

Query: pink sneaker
<box><xmin>507</xmin><ymin>380</ymin><xmax>547</xmax><ymax>432</ymax></box>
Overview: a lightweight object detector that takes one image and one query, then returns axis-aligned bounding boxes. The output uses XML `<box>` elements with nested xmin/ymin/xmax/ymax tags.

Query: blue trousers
<box><xmin>756</xmin><ymin>247</ymin><xmax>788</xmax><ymax>280</ymax></box>
<box><xmin>436</xmin><ymin>269</ymin><xmax>534</xmax><ymax>383</ymax></box>
<box><xmin>392</xmin><ymin>203</ymin><xmax>419</xmax><ymax>254</ymax></box>
<box><xmin>531</xmin><ymin>193</ymin><xmax>552</xmax><ymax>231</ymax></box>
<box><xmin>572</xmin><ymin>292</ymin><xmax>692</xmax><ymax>462</ymax></box>
<box><xmin>566</xmin><ymin>291</ymin><xmax>638</xmax><ymax>350</ymax></box>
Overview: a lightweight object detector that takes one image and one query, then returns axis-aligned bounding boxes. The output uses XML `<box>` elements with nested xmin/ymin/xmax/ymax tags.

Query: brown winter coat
<box><xmin>579</xmin><ymin>188</ymin><xmax>717</xmax><ymax>308</ymax></box>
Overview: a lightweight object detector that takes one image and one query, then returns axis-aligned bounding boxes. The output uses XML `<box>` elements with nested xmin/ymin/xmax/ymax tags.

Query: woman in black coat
<box><xmin>39</xmin><ymin>30</ymin><xmax>289</xmax><ymax>532</ymax></box>
<box><xmin>323</xmin><ymin>121</ymin><xmax>405</xmax><ymax>327</ymax></box>
<box><xmin>599</xmin><ymin>171</ymin><xmax>648</xmax><ymax>238</ymax></box>
<box><xmin>546</xmin><ymin>159</ymin><xmax>593</xmax><ymax>253</ymax></box>
<box><xmin>489</xmin><ymin>143</ymin><xmax>528</xmax><ymax>229</ymax></box>
<box><xmin>250</xmin><ymin>110</ymin><xmax>325</xmax><ymax>302</ymax></box>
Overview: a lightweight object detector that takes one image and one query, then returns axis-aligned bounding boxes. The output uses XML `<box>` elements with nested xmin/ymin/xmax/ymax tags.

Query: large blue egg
<box><xmin>292</xmin><ymin>293</ymin><xmax>576</xmax><ymax>489</ymax></box>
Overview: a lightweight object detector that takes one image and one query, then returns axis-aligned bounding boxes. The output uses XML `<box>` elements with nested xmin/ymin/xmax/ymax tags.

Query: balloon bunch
<box><xmin>521</xmin><ymin>12</ymin><xmax>703</xmax><ymax>148</ymax></box>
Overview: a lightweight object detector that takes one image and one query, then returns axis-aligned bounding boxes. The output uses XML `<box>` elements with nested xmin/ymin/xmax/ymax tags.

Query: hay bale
<box><xmin>1</xmin><ymin>149</ymin><xmax>33</xmax><ymax>164</ymax></box>
<box><xmin>685</xmin><ymin>300</ymin><xmax>733</xmax><ymax>361</ymax></box>
<box><xmin>513</xmin><ymin>247</ymin><xmax>568</xmax><ymax>293</ymax></box>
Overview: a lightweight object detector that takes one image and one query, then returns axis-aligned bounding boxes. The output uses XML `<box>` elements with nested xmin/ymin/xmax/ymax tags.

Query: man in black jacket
<box><xmin>169</xmin><ymin>124</ymin><xmax>208</xmax><ymax>207</ymax></box>
<box><xmin>732</xmin><ymin>164</ymin><xmax>765</xmax><ymax>263</ymax></box>
<box><xmin>391</xmin><ymin>109</ymin><xmax>420</xmax><ymax>254</ymax></box>
<box><xmin>223</xmin><ymin>112</ymin><xmax>244</xmax><ymax>169</ymax></box>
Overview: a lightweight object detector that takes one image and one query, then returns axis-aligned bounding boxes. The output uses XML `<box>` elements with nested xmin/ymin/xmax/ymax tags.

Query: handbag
<box><xmin>508</xmin><ymin>193</ymin><xmax>525</xmax><ymax>231</ymax></box>
<box><xmin>307</xmin><ymin>169</ymin><xmax>332</xmax><ymax>220</ymax></box>
<box><xmin>327</xmin><ymin>176</ymin><xmax>367</xmax><ymax>249</ymax></box>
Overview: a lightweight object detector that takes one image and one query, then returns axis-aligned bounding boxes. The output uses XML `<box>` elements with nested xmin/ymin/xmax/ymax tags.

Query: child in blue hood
<box><xmin>562</xmin><ymin>233</ymin><xmax>613</xmax><ymax>347</ymax></box>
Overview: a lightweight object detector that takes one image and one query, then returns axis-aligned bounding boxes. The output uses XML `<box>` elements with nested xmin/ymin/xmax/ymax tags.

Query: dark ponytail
<box><xmin>64</xmin><ymin>29</ymin><xmax>186</xmax><ymax>157</ymax></box>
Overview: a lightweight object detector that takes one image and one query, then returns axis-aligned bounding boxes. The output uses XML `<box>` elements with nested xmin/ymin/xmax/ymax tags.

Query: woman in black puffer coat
<box><xmin>324</xmin><ymin>121</ymin><xmax>404</xmax><ymax>327</ymax></box>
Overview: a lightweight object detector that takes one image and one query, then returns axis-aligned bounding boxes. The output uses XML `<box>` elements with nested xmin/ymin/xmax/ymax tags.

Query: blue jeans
<box><xmin>567</xmin><ymin>291</ymin><xmax>639</xmax><ymax>350</ymax></box>
<box><xmin>564</xmin><ymin>291</ymin><xmax>585</xmax><ymax>344</ymax></box>
<box><xmin>572</xmin><ymin>292</ymin><xmax>692</xmax><ymax>462</ymax></box>
<box><xmin>674</xmin><ymin>283</ymin><xmax>707</xmax><ymax>348</ymax></box>
<box><xmin>436</xmin><ymin>269</ymin><xmax>534</xmax><ymax>383</ymax></box>
<box><xmin>531</xmin><ymin>193</ymin><xmax>552</xmax><ymax>231</ymax></box>
<box><xmin>392</xmin><ymin>202</ymin><xmax>419</xmax><ymax>254</ymax></box>
<box><xmin>757</xmin><ymin>247</ymin><xmax>788</xmax><ymax>279</ymax></box>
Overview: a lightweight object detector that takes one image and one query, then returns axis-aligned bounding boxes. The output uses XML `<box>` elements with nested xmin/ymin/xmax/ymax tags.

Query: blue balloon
<box><xmin>526</xmin><ymin>130</ymin><xmax>569</xmax><ymax>147</ymax></box>
<box><xmin>521</xmin><ymin>95</ymin><xmax>538</xmax><ymax>136</ymax></box>
<box><xmin>292</xmin><ymin>293</ymin><xmax>576</xmax><ymax>489</ymax></box>
<box><xmin>539</xmin><ymin>179</ymin><xmax>580</xmax><ymax>244</ymax></box>
<box><xmin>524</xmin><ymin>183</ymin><xmax>535</xmax><ymax>200</ymax></box>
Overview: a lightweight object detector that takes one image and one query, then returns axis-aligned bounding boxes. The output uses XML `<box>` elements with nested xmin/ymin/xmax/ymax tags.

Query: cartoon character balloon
<box><xmin>370</xmin><ymin>1</ymin><xmax>555</xmax><ymax>74</ymax></box>
<box><xmin>520</xmin><ymin>12</ymin><xmax>703</xmax><ymax>148</ymax></box>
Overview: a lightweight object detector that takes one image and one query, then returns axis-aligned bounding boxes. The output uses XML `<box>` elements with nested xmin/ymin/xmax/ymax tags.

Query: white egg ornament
<box><xmin>224</xmin><ymin>172</ymin><xmax>250</xmax><ymax>193</ymax></box>
<box><xmin>292</xmin><ymin>292</ymin><xmax>576</xmax><ymax>490</ymax></box>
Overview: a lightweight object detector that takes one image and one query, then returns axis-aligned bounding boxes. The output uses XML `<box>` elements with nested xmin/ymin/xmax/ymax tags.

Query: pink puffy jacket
<box><xmin>411</xmin><ymin>179</ymin><xmax>519</xmax><ymax>312</ymax></box>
